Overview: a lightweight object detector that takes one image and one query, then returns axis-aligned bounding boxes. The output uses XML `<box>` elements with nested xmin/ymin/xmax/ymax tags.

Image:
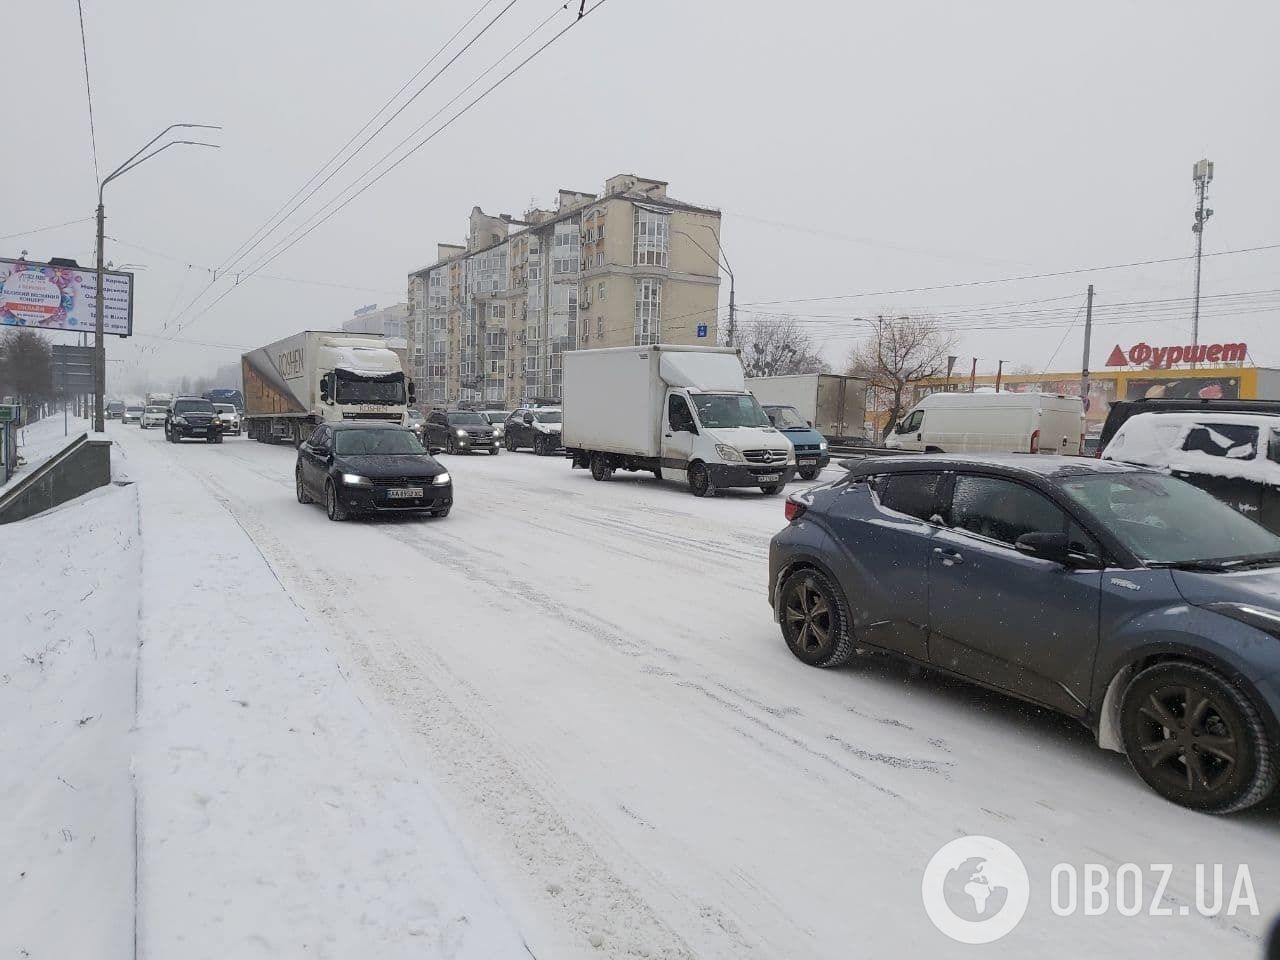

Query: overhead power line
<box><xmin>0</xmin><ymin>217</ymin><xmax>96</xmax><ymax>243</ymax></box>
<box><xmin>75</xmin><ymin>0</ymin><xmax>100</xmax><ymax>186</ymax></box>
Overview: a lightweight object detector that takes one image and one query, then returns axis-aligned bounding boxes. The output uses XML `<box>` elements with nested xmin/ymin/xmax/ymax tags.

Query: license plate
<box><xmin>799</xmin><ymin>458</ymin><xmax>817</xmax><ymax>466</ymax></box>
<box><xmin>758</xmin><ymin>473</ymin><xmax>781</xmax><ymax>482</ymax></box>
<box><xmin>387</xmin><ymin>487</ymin><xmax>423</xmax><ymax>499</ymax></box>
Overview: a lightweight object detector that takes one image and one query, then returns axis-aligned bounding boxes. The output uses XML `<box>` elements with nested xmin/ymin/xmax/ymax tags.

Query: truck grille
<box><xmin>792</xmin><ymin>443</ymin><xmax>820</xmax><ymax>453</ymax></box>
<box><xmin>742</xmin><ymin>449</ymin><xmax>788</xmax><ymax>465</ymax></box>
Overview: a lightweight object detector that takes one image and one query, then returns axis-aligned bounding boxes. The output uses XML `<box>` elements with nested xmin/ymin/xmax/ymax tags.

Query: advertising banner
<box><xmin>1124</xmin><ymin>376</ymin><xmax>1241</xmax><ymax>401</ymax></box>
<box><xmin>0</xmin><ymin>258</ymin><xmax>133</xmax><ymax>337</ymax></box>
<box><xmin>1002</xmin><ymin>378</ymin><xmax>1117</xmax><ymax>421</ymax></box>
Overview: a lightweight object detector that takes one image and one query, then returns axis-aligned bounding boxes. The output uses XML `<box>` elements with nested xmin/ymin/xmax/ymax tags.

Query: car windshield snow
<box><xmin>693</xmin><ymin>393</ymin><xmax>771</xmax><ymax>429</ymax></box>
<box><xmin>765</xmin><ymin>405</ymin><xmax>808</xmax><ymax>430</ymax></box>
<box><xmin>1060</xmin><ymin>472</ymin><xmax>1280</xmax><ymax>565</ymax></box>
<box><xmin>334</xmin><ymin>429</ymin><xmax>426</xmax><ymax>456</ymax></box>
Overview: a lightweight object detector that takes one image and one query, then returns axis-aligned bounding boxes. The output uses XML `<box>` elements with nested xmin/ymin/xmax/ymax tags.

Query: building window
<box><xmin>491</xmin><ymin>303</ymin><xmax>506</xmax><ymax>320</ymax></box>
<box><xmin>634</xmin><ymin>279</ymin><xmax>662</xmax><ymax>345</ymax></box>
<box><xmin>598</xmin><ymin>282</ymin><xmax>606</xmax><ymax>300</ymax></box>
<box><xmin>552</xmin><ymin>224</ymin><xmax>580</xmax><ymax>275</ymax></box>
<box><xmin>633</xmin><ymin>207</ymin><xmax>669</xmax><ymax>267</ymax></box>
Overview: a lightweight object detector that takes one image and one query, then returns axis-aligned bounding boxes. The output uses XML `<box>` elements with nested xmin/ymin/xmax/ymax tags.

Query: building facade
<box><xmin>407</xmin><ymin>174</ymin><xmax>721</xmax><ymax>407</ymax></box>
<box><xmin>342</xmin><ymin>302</ymin><xmax>409</xmax><ymax>340</ymax></box>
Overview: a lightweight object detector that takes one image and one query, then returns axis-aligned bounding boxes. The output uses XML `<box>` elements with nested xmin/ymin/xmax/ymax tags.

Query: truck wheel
<box><xmin>760</xmin><ymin>484</ymin><xmax>784</xmax><ymax>495</ymax></box>
<box><xmin>688</xmin><ymin>462</ymin><xmax>715</xmax><ymax>498</ymax></box>
<box><xmin>590</xmin><ymin>453</ymin><xmax>613</xmax><ymax>481</ymax></box>
<box><xmin>798</xmin><ymin>467</ymin><xmax>819</xmax><ymax>481</ymax></box>
<box><xmin>325</xmin><ymin>481</ymin><xmax>348</xmax><ymax>522</ymax></box>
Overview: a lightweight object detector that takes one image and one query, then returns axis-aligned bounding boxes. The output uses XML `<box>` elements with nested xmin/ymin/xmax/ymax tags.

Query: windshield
<box><xmin>173</xmin><ymin>400</ymin><xmax>214</xmax><ymax>415</ymax></box>
<box><xmin>533</xmin><ymin>410</ymin><xmax>562</xmax><ymax>424</ymax></box>
<box><xmin>1060</xmin><ymin>472</ymin><xmax>1280</xmax><ymax>565</ymax></box>
<box><xmin>484</xmin><ymin>411</ymin><xmax>512</xmax><ymax>423</ymax></box>
<box><xmin>448</xmin><ymin>412</ymin><xmax>490</xmax><ymax>426</ymax></box>
<box><xmin>145</xmin><ymin>406</ymin><xmax>166</xmax><ymax>414</ymax></box>
<box><xmin>334</xmin><ymin>429</ymin><xmax>426</xmax><ymax>456</ymax></box>
<box><xmin>764</xmin><ymin>405</ymin><xmax>808</xmax><ymax>430</ymax></box>
<box><xmin>692</xmin><ymin>393</ymin><xmax>771</xmax><ymax>429</ymax></box>
<box><xmin>126</xmin><ymin>406</ymin><xmax>143</xmax><ymax>413</ymax></box>
<box><xmin>214</xmin><ymin>404</ymin><xmax>235</xmax><ymax>414</ymax></box>
<box><xmin>334</xmin><ymin>373</ymin><xmax>405</xmax><ymax>405</ymax></box>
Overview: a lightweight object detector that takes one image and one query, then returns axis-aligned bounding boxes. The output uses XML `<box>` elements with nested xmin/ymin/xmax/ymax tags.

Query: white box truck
<box><xmin>241</xmin><ymin>330</ymin><xmax>413</xmax><ymax>446</ymax></box>
<box><xmin>563</xmin><ymin>345</ymin><xmax>796</xmax><ymax>497</ymax></box>
<box><xmin>885</xmin><ymin>390</ymin><xmax>1085</xmax><ymax>455</ymax></box>
<box><xmin>745</xmin><ymin>374</ymin><xmax>867</xmax><ymax>441</ymax></box>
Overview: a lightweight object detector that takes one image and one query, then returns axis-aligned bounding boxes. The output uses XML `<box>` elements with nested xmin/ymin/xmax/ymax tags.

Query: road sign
<box><xmin>0</xmin><ymin>403</ymin><xmax>20</xmax><ymax>423</ymax></box>
<box><xmin>696</xmin><ymin>324</ymin><xmax>708</xmax><ymax>339</ymax></box>
<box><xmin>52</xmin><ymin>344</ymin><xmax>95</xmax><ymax>395</ymax></box>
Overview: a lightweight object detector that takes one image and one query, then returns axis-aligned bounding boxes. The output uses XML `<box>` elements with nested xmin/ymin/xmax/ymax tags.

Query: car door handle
<box><xmin>933</xmin><ymin>547</ymin><xmax>964</xmax><ymax>565</ymax></box>
<box><xmin>664</xmin><ymin>433</ymin><xmax>673</xmax><ymax>438</ymax></box>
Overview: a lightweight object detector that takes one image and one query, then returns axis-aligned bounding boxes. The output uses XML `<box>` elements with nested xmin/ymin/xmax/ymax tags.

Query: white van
<box><xmin>885</xmin><ymin>391</ymin><xmax>1085</xmax><ymax>455</ymax></box>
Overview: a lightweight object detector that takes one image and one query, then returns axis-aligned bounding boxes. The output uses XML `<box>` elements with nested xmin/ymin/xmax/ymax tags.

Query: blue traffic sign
<box><xmin>696</xmin><ymin>324</ymin><xmax>708</xmax><ymax>339</ymax></box>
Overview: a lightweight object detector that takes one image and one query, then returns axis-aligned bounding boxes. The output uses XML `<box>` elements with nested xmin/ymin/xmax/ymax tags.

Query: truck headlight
<box><xmin>819</xmin><ymin>441</ymin><xmax>828</xmax><ymax>451</ymax></box>
<box><xmin>715</xmin><ymin>444</ymin><xmax>744</xmax><ymax>463</ymax></box>
<box><xmin>456</xmin><ymin>429</ymin><xmax>467</xmax><ymax>437</ymax></box>
<box><xmin>432</xmin><ymin>472</ymin><xmax>451</xmax><ymax>486</ymax></box>
<box><xmin>341</xmin><ymin>473</ymin><xmax>372</xmax><ymax>487</ymax></box>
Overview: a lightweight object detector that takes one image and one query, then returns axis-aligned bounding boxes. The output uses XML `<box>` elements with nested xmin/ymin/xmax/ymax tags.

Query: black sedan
<box><xmin>770</xmin><ymin>454</ymin><xmax>1280</xmax><ymax>814</ymax></box>
<box><xmin>295</xmin><ymin>422</ymin><xmax>452</xmax><ymax>521</ymax></box>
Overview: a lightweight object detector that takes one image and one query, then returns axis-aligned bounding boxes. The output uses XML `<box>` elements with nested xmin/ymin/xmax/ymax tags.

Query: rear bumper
<box><xmin>707</xmin><ymin>463</ymin><xmax>797</xmax><ymax>488</ymax></box>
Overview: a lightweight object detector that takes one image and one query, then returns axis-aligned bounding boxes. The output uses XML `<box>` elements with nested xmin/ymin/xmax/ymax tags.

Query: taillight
<box><xmin>784</xmin><ymin>496</ymin><xmax>808</xmax><ymax>522</ymax></box>
<box><xmin>1030</xmin><ymin>429</ymin><xmax>1040</xmax><ymax>454</ymax></box>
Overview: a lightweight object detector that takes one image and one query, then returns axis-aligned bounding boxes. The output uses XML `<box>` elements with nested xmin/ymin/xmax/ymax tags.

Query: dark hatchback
<box><xmin>166</xmin><ymin>396</ymin><xmax>224</xmax><ymax>443</ymax></box>
<box><xmin>769</xmin><ymin>454</ymin><xmax>1280</xmax><ymax>813</ymax></box>
<box><xmin>425</xmin><ymin>410</ymin><xmax>500</xmax><ymax>455</ymax></box>
<box><xmin>295</xmin><ymin>422</ymin><xmax>452</xmax><ymax>521</ymax></box>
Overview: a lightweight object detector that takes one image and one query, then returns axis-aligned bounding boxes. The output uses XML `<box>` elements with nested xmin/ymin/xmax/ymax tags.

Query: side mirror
<box><xmin>320</xmin><ymin>378</ymin><xmax>331</xmax><ymax>404</ymax></box>
<box><xmin>1015</xmin><ymin>532</ymin><xmax>1070</xmax><ymax>564</ymax></box>
<box><xmin>524</xmin><ymin>414</ymin><xmax>534</xmax><ymax>424</ymax></box>
<box><xmin>807</xmin><ymin>420</ymin><xmax>814</xmax><ymax>428</ymax></box>
<box><xmin>408</xmin><ymin>380</ymin><xmax>416</xmax><ymax>404</ymax></box>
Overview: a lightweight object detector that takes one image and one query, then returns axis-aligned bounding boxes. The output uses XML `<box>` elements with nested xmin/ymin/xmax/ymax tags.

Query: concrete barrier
<box><xmin>0</xmin><ymin>433</ymin><xmax>112</xmax><ymax>525</ymax></box>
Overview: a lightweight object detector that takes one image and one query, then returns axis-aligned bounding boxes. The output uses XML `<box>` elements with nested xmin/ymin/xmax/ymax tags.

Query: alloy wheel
<box><xmin>784</xmin><ymin>577</ymin><xmax>833</xmax><ymax>659</ymax></box>
<box><xmin>1132</xmin><ymin>684</ymin><xmax>1240</xmax><ymax>795</ymax></box>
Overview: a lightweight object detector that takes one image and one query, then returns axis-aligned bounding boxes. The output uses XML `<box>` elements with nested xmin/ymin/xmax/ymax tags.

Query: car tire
<box><xmin>1119</xmin><ymin>661</ymin><xmax>1278</xmax><ymax>814</ymax></box>
<box><xmin>446</xmin><ymin>436</ymin><xmax>457</xmax><ymax>456</ymax></box>
<box><xmin>296</xmin><ymin>468</ymin><xmax>313</xmax><ymax>504</ymax></box>
<box><xmin>325</xmin><ymin>481</ymin><xmax>348</xmax><ymax>522</ymax></box>
<box><xmin>505</xmin><ymin>434</ymin><xmax>517</xmax><ymax>452</ymax></box>
<box><xmin>777</xmin><ymin>568</ymin><xmax>854</xmax><ymax>668</ymax></box>
<box><xmin>489</xmin><ymin>447</ymin><xmax>500</xmax><ymax>456</ymax></box>
<box><xmin>798</xmin><ymin>466</ymin><xmax>820</xmax><ymax>481</ymax></box>
<box><xmin>688</xmin><ymin>461</ymin><xmax>715</xmax><ymax>498</ymax></box>
<box><xmin>760</xmin><ymin>484</ymin><xmax>784</xmax><ymax>495</ymax></box>
<box><xmin>590</xmin><ymin>453</ymin><xmax>613</xmax><ymax>481</ymax></box>
<box><xmin>652</xmin><ymin>468</ymin><xmax>663</xmax><ymax>480</ymax></box>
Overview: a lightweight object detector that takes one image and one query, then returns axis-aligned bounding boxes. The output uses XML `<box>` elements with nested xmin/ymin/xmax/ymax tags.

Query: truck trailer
<box><xmin>563</xmin><ymin>345</ymin><xmax>796</xmax><ymax>498</ymax></box>
<box><xmin>241</xmin><ymin>331</ymin><xmax>413</xmax><ymax>446</ymax></box>
<box><xmin>745</xmin><ymin>373</ymin><xmax>867</xmax><ymax>442</ymax></box>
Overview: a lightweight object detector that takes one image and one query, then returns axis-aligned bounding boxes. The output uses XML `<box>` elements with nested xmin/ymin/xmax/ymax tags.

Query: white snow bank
<box><xmin>0</xmin><ymin>482</ymin><xmax>141</xmax><ymax>959</ymax></box>
<box><xmin>1</xmin><ymin>413</ymin><xmax>93</xmax><ymax>493</ymax></box>
<box><xmin>130</xmin><ymin>441</ymin><xmax>530</xmax><ymax>958</ymax></box>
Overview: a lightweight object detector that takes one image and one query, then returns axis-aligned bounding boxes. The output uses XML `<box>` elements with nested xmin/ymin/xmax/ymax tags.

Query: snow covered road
<box><xmin>108</xmin><ymin>422</ymin><xmax>1280</xmax><ymax>958</ymax></box>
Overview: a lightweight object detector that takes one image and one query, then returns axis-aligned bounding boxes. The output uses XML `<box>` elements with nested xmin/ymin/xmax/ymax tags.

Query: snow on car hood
<box><xmin>1172</xmin><ymin>566</ymin><xmax>1280</xmax><ymax>610</ymax></box>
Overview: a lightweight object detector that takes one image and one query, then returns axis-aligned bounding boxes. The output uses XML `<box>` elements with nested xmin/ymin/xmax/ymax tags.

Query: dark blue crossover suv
<box><xmin>769</xmin><ymin>454</ymin><xmax>1280</xmax><ymax>814</ymax></box>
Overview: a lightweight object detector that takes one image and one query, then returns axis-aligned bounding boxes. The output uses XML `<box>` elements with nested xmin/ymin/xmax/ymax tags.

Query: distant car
<box><xmin>122</xmin><ymin>405</ymin><xmax>144</xmax><ymax>424</ymax></box>
<box><xmin>106</xmin><ymin>401</ymin><xmax>126</xmax><ymax>420</ymax></box>
<box><xmin>480</xmin><ymin>409</ymin><xmax>513</xmax><ymax>440</ymax></box>
<box><xmin>404</xmin><ymin>409</ymin><xmax>426</xmax><ymax>440</ymax></box>
<box><xmin>762</xmin><ymin>403</ymin><xmax>830</xmax><ymax>480</ymax></box>
<box><xmin>425</xmin><ymin>409</ymin><xmax>500</xmax><ymax>455</ymax></box>
<box><xmin>769</xmin><ymin>454</ymin><xmax>1280</xmax><ymax>813</ymax></box>
<box><xmin>505</xmin><ymin>407</ymin><xmax>562</xmax><ymax>455</ymax></box>
<box><xmin>165</xmin><ymin>396</ymin><xmax>224</xmax><ymax>444</ymax></box>
<box><xmin>1103</xmin><ymin>411</ymin><xmax>1280</xmax><ymax>534</ymax></box>
<box><xmin>295</xmin><ymin>421</ymin><xmax>452</xmax><ymax>521</ymax></box>
<box><xmin>213</xmin><ymin>403</ymin><xmax>242</xmax><ymax>436</ymax></box>
<box><xmin>141</xmin><ymin>405</ymin><xmax>168</xmax><ymax>429</ymax></box>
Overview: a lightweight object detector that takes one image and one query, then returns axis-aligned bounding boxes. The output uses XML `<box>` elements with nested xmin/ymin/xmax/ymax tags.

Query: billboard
<box><xmin>0</xmin><ymin>258</ymin><xmax>133</xmax><ymax>336</ymax></box>
<box><xmin>1124</xmin><ymin>376</ymin><xmax>1241</xmax><ymax>401</ymax></box>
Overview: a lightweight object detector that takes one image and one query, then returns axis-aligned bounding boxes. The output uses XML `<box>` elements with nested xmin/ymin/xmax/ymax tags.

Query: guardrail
<box><xmin>827</xmin><ymin>443</ymin><xmax>920</xmax><ymax>459</ymax></box>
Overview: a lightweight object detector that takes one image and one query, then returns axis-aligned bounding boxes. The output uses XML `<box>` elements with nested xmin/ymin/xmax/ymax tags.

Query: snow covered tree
<box><xmin>846</xmin><ymin>315</ymin><xmax>957</xmax><ymax>440</ymax></box>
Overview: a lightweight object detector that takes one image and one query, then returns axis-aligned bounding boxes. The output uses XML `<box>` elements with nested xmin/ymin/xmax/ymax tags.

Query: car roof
<box><xmin>1119</xmin><ymin>410</ymin><xmax>1280</xmax><ymax>429</ymax></box>
<box><xmin>843</xmin><ymin>453</ymin><xmax>1144</xmax><ymax>482</ymax></box>
<box><xmin>328</xmin><ymin>420</ymin><xmax>408</xmax><ymax>431</ymax></box>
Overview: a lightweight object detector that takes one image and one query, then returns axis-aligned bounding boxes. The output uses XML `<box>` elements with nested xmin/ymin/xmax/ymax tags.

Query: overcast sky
<box><xmin>5</xmin><ymin>0</ymin><xmax>1279</xmax><ymax>389</ymax></box>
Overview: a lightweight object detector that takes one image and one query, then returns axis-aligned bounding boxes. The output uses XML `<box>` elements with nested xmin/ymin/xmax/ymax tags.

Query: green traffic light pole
<box><xmin>94</xmin><ymin>123</ymin><xmax>220</xmax><ymax>432</ymax></box>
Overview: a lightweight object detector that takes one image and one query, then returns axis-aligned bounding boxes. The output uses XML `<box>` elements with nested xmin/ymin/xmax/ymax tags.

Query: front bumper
<box><xmin>454</xmin><ymin>436</ymin><xmax>498</xmax><ymax>452</ymax></box>
<box><xmin>339</xmin><ymin>484</ymin><xmax>453</xmax><ymax>513</ymax></box>
<box><xmin>171</xmin><ymin>423</ymin><xmax>223</xmax><ymax>438</ymax></box>
<box><xmin>707</xmin><ymin>462</ymin><xmax>797</xmax><ymax>488</ymax></box>
<box><xmin>795</xmin><ymin>452</ymin><xmax>831</xmax><ymax>471</ymax></box>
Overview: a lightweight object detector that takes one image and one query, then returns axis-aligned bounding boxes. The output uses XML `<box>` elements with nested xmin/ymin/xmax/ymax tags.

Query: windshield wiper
<box><xmin>1219</xmin><ymin>553</ymin><xmax>1280</xmax><ymax>571</ymax></box>
<box><xmin>1147</xmin><ymin>560</ymin><xmax>1234</xmax><ymax>573</ymax></box>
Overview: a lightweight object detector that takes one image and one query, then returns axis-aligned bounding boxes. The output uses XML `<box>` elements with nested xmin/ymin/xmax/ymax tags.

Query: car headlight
<box><xmin>819</xmin><ymin>441</ymin><xmax>828</xmax><ymax>451</ymax></box>
<box><xmin>341</xmin><ymin>473</ymin><xmax>372</xmax><ymax>487</ymax></box>
<box><xmin>455</xmin><ymin>429</ymin><xmax>467</xmax><ymax>437</ymax></box>
<box><xmin>715</xmin><ymin>444</ymin><xmax>744</xmax><ymax>463</ymax></box>
<box><xmin>172</xmin><ymin>416</ymin><xmax>187</xmax><ymax>425</ymax></box>
<box><xmin>492</xmin><ymin>428</ymin><xmax>500</xmax><ymax>437</ymax></box>
<box><xmin>432</xmin><ymin>472</ymin><xmax>451</xmax><ymax>486</ymax></box>
<box><xmin>1204</xmin><ymin>602</ymin><xmax>1280</xmax><ymax>640</ymax></box>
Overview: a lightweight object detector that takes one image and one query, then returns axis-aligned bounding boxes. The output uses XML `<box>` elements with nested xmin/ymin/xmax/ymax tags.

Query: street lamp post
<box><xmin>672</xmin><ymin>227</ymin><xmax>734</xmax><ymax>346</ymax></box>
<box><xmin>93</xmin><ymin>123</ymin><xmax>220</xmax><ymax>432</ymax></box>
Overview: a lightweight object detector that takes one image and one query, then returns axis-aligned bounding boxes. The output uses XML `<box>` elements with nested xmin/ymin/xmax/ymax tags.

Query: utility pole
<box><xmin>727</xmin><ymin>281</ymin><xmax>736</xmax><ymax>348</ymax></box>
<box><xmin>1190</xmin><ymin>159</ymin><xmax>1214</xmax><ymax>357</ymax></box>
<box><xmin>969</xmin><ymin>358</ymin><xmax>978</xmax><ymax>392</ymax></box>
<box><xmin>1079</xmin><ymin>283</ymin><xmax>1094</xmax><ymax>407</ymax></box>
<box><xmin>995</xmin><ymin>360</ymin><xmax>1006</xmax><ymax>393</ymax></box>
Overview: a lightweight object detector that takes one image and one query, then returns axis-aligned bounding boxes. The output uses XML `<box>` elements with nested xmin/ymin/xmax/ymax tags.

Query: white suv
<box><xmin>141</xmin><ymin>405</ymin><xmax>169</xmax><ymax>429</ymax></box>
<box><xmin>214</xmin><ymin>403</ymin><xmax>242</xmax><ymax>436</ymax></box>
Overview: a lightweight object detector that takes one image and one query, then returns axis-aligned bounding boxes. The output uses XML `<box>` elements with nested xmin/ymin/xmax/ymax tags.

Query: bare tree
<box><xmin>0</xmin><ymin>328</ymin><xmax>54</xmax><ymax>415</ymax></box>
<box><xmin>735</xmin><ymin>315</ymin><xmax>829</xmax><ymax>378</ymax></box>
<box><xmin>846</xmin><ymin>315</ymin><xmax>958</xmax><ymax>440</ymax></box>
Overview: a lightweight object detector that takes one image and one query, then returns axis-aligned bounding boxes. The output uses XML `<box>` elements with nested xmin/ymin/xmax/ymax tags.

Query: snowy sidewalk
<box><xmin>129</xmin><ymin>439</ymin><xmax>531</xmax><ymax>957</ymax></box>
<box><xmin>1</xmin><ymin>413</ymin><xmax>92</xmax><ymax>494</ymax></box>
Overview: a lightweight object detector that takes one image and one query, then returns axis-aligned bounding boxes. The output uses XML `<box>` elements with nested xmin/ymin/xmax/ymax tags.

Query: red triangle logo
<box><xmin>1105</xmin><ymin>344</ymin><xmax>1127</xmax><ymax>367</ymax></box>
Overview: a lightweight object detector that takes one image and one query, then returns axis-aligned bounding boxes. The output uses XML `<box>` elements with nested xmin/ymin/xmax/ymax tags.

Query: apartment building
<box><xmin>341</xmin><ymin>302</ymin><xmax>409</xmax><ymax>340</ymax></box>
<box><xmin>407</xmin><ymin>174</ymin><xmax>721</xmax><ymax>407</ymax></box>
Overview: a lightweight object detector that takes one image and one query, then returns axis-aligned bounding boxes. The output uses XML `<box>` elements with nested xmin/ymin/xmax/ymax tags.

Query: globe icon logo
<box><xmin>922</xmin><ymin>836</ymin><xmax>1029</xmax><ymax>944</ymax></box>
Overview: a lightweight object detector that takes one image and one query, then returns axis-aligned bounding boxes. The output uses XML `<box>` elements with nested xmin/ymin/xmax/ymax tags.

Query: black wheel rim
<box><xmin>691</xmin><ymin>465</ymin><xmax>707</xmax><ymax>494</ymax></box>
<box><xmin>326</xmin><ymin>486</ymin><xmax>335</xmax><ymax>518</ymax></box>
<box><xmin>784</xmin><ymin>578</ymin><xmax>833</xmax><ymax>657</ymax></box>
<box><xmin>296</xmin><ymin>472</ymin><xmax>304</xmax><ymax>501</ymax></box>
<box><xmin>1133</xmin><ymin>683</ymin><xmax>1240</xmax><ymax>795</ymax></box>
